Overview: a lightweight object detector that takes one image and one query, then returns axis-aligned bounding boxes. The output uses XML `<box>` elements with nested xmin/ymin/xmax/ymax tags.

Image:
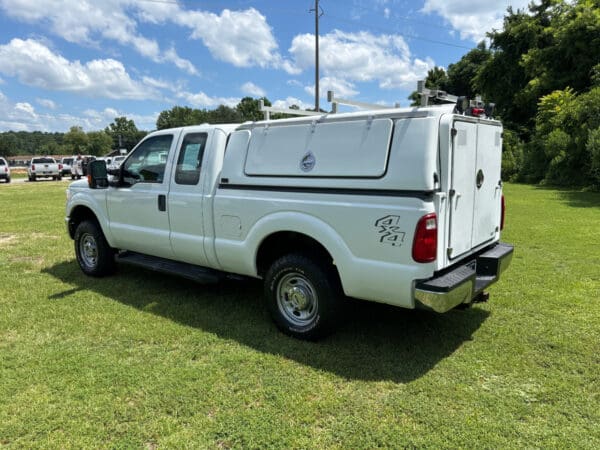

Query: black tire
<box><xmin>74</xmin><ymin>220</ymin><xmax>116</xmax><ymax>277</ymax></box>
<box><xmin>264</xmin><ymin>253</ymin><xmax>342</xmax><ymax>340</ymax></box>
<box><xmin>5</xmin><ymin>177</ymin><xmax>10</xmax><ymax>183</ymax></box>
<box><xmin>71</xmin><ymin>174</ymin><xmax>75</xmax><ymax>180</ymax></box>
<box><xmin>58</xmin><ymin>175</ymin><xmax>62</xmax><ymax>181</ymax></box>
<box><xmin>31</xmin><ymin>175</ymin><xmax>36</xmax><ymax>182</ymax></box>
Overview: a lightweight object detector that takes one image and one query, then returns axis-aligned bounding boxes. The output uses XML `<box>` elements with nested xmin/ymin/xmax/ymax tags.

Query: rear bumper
<box><xmin>414</xmin><ymin>242</ymin><xmax>514</xmax><ymax>313</ymax></box>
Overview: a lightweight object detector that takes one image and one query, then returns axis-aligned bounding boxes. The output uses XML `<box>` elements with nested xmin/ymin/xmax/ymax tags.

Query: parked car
<box><xmin>0</xmin><ymin>157</ymin><xmax>10</xmax><ymax>183</ymax></box>
<box><xmin>107</xmin><ymin>155</ymin><xmax>126</xmax><ymax>171</ymax></box>
<box><xmin>60</xmin><ymin>157</ymin><xmax>74</xmax><ymax>176</ymax></box>
<box><xmin>28</xmin><ymin>157</ymin><xmax>62</xmax><ymax>181</ymax></box>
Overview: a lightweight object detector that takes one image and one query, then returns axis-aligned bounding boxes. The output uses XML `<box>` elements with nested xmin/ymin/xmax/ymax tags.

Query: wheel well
<box><xmin>256</xmin><ymin>231</ymin><xmax>335</xmax><ymax>278</ymax></box>
<box><xmin>68</xmin><ymin>206</ymin><xmax>99</xmax><ymax>239</ymax></box>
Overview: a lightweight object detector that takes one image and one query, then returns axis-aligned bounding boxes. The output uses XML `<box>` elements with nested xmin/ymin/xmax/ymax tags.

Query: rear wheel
<box><xmin>264</xmin><ymin>253</ymin><xmax>342</xmax><ymax>340</ymax></box>
<box><xmin>74</xmin><ymin>220</ymin><xmax>115</xmax><ymax>277</ymax></box>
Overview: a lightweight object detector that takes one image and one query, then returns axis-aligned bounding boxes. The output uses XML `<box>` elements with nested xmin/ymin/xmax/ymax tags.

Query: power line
<box><xmin>324</xmin><ymin>13</ymin><xmax>473</xmax><ymax>50</ymax></box>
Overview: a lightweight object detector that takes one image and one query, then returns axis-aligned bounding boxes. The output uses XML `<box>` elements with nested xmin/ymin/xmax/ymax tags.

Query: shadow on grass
<box><xmin>534</xmin><ymin>185</ymin><xmax>600</xmax><ymax>208</ymax></box>
<box><xmin>44</xmin><ymin>261</ymin><xmax>490</xmax><ymax>383</ymax></box>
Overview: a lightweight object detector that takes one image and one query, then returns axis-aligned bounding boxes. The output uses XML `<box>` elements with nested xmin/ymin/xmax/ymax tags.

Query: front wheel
<box><xmin>264</xmin><ymin>253</ymin><xmax>342</xmax><ymax>340</ymax></box>
<box><xmin>74</xmin><ymin>220</ymin><xmax>116</xmax><ymax>277</ymax></box>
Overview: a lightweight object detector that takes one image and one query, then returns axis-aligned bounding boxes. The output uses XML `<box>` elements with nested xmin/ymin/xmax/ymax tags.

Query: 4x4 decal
<box><xmin>374</xmin><ymin>215</ymin><xmax>405</xmax><ymax>247</ymax></box>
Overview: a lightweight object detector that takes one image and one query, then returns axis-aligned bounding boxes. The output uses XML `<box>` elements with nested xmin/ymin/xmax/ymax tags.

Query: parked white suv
<box><xmin>0</xmin><ymin>157</ymin><xmax>10</xmax><ymax>183</ymax></box>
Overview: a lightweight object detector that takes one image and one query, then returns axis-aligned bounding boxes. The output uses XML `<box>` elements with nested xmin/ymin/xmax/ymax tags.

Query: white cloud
<box><xmin>0</xmin><ymin>0</ymin><xmax>197</xmax><ymax>75</ymax></box>
<box><xmin>162</xmin><ymin>47</ymin><xmax>199</xmax><ymax>76</ymax></box>
<box><xmin>174</xmin><ymin>7</ymin><xmax>297</xmax><ymax>73</ymax></box>
<box><xmin>15</xmin><ymin>101</ymin><xmax>35</xmax><ymax>116</ymax></box>
<box><xmin>36</xmin><ymin>98</ymin><xmax>57</xmax><ymax>109</ymax></box>
<box><xmin>304</xmin><ymin>77</ymin><xmax>359</xmax><ymax>99</ymax></box>
<box><xmin>177</xmin><ymin>91</ymin><xmax>240</xmax><ymax>109</ymax></box>
<box><xmin>289</xmin><ymin>30</ymin><xmax>434</xmax><ymax>90</ymax></box>
<box><xmin>421</xmin><ymin>0</ymin><xmax>531</xmax><ymax>42</ymax></box>
<box><xmin>0</xmin><ymin>38</ymin><xmax>156</xmax><ymax>100</ymax></box>
<box><xmin>384</xmin><ymin>8</ymin><xmax>391</xmax><ymax>19</ymax></box>
<box><xmin>272</xmin><ymin>97</ymin><xmax>313</xmax><ymax>111</ymax></box>
<box><xmin>241</xmin><ymin>82</ymin><xmax>266</xmax><ymax>97</ymax></box>
<box><xmin>0</xmin><ymin>91</ymin><xmax>158</xmax><ymax>132</ymax></box>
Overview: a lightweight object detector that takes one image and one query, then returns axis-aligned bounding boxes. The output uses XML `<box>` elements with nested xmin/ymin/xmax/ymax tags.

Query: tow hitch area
<box><xmin>414</xmin><ymin>243</ymin><xmax>513</xmax><ymax>312</ymax></box>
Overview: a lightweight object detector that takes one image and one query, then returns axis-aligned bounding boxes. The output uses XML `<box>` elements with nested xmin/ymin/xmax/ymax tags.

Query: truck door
<box><xmin>471</xmin><ymin>122</ymin><xmax>503</xmax><ymax>248</ymax></box>
<box><xmin>448</xmin><ymin>120</ymin><xmax>503</xmax><ymax>259</ymax></box>
<box><xmin>448</xmin><ymin>120</ymin><xmax>477</xmax><ymax>259</ymax></box>
<box><xmin>106</xmin><ymin>133</ymin><xmax>177</xmax><ymax>259</ymax></box>
<box><xmin>167</xmin><ymin>130</ymin><xmax>211</xmax><ymax>266</ymax></box>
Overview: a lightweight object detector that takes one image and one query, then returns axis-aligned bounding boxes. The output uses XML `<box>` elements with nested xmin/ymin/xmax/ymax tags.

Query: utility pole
<box><xmin>311</xmin><ymin>0</ymin><xmax>323</xmax><ymax>112</ymax></box>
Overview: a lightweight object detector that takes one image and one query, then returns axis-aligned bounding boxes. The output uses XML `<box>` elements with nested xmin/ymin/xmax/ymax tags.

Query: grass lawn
<box><xmin>0</xmin><ymin>182</ymin><xmax>598</xmax><ymax>448</ymax></box>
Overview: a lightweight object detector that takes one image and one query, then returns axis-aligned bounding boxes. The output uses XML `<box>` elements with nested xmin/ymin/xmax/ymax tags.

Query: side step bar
<box><xmin>116</xmin><ymin>251</ymin><xmax>224</xmax><ymax>284</ymax></box>
<box><xmin>414</xmin><ymin>242</ymin><xmax>514</xmax><ymax>313</ymax></box>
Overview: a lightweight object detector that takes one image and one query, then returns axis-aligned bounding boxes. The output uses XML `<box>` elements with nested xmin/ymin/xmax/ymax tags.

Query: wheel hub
<box><xmin>276</xmin><ymin>272</ymin><xmax>319</xmax><ymax>326</ymax></box>
<box><xmin>287</xmin><ymin>286</ymin><xmax>310</xmax><ymax>310</ymax></box>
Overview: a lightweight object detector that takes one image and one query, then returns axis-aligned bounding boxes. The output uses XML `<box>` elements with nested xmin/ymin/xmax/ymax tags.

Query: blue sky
<box><xmin>0</xmin><ymin>0</ymin><xmax>529</xmax><ymax>132</ymax></box>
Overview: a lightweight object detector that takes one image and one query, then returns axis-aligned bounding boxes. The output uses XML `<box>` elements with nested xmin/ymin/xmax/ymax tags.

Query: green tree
<box><xmin>207</xmin><ymin>105</ymin><xmax>241</xmax><ymax>124</ymax></box>
<box><xmin>87</xmin><ymin>131</ymin><xmax>113</xmax><ymax>156</ymax></box>
<box><xmin>236</xmin><ymin>97</ymin><xmax>271</xmax><ymax>122</ymax></box>
<box><xmin>105</xmin><ymin>117</ymin><xmax>141</xmax><ymax>150</ymax></box>
<box><xmin>408</xmin><ymin>67</ymin><xmax>449</xmax><ymax>105</ymax></box>
<box><xmin>445</xmin><ymin>41</ymin><xmax>492</xmax><ymax>99</ymax></box>
<box><xmin>156</xmin><ymin>106</ymin><xmax>209</xmax><ymax>130</ymax></box>
<box><xmin>64</xmin><ymin>126</ymin><xmax>89</xmax><ymax>154</ymax></box>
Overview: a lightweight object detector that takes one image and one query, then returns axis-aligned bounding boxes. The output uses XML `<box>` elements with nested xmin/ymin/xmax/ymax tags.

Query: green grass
<box><xmin>0</xmin><ymin>182</ymin><xmax>599</xmax><ymax>448</ymax></box>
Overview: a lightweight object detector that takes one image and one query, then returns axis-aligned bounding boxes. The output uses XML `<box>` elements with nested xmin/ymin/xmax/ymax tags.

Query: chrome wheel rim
<box><xmin>276</xmin><ymin>273</ymin><xmax>318</xmax><ymax>327</ymax></box>
<box><xmin>79</xmin><ymin>233</ymin><xmax>98</xmax><ymax>268</ymax></box>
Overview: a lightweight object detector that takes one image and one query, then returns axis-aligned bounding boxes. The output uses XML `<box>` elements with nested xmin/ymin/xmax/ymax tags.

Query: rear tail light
<box><xmin>3</xmin><ymin>167</ymin><xmax>7</xmax><ymax>173</ymax></box>
<box><xmin>31</xmin><ymin>164</ymin><xmax>36</xmax><ymax>171</ymax></box>
<box><xmin>59</xmin><ymin>164</ymin><xmax>63</xmax><ymax>170</ymax></box>
<box><xmin>501</xmin><ymin>195</ymin><xmax>505</xmax><ymax>231</ymax></box>
<box><xmin>412</xmin><ymin>213</ymin><xmax>437</xmax><ymax>263</ymax></box>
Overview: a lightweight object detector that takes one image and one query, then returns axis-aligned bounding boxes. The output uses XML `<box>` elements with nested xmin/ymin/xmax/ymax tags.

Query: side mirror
<box><xmin>88</xmin><ymin>160</ymin><xmax>108</xmax><ymax>189</ymax></box>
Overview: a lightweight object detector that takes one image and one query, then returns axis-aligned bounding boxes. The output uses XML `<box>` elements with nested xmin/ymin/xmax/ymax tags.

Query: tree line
<box><xmin>414</xmin><ymin>0</ymin><xmax>600</xmax><ymax>188</ymax></box>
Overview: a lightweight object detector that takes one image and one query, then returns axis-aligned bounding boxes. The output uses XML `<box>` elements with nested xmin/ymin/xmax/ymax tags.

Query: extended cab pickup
<box><xmin>28</xmin><ymin>157</ymin><xmax>62</xmax><ymax>181</ymax></box>
<box><xmin>66</xmin><ymin>104</ymin><xmax>513</xmax><ymax>339</ymax></box>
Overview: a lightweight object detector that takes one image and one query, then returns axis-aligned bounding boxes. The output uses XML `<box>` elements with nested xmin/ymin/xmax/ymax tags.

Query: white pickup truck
<box><xmin>28</xmin><ymin>157</ymin><xmax>62</xmax><ymax>181</ymax></box>
<box><xmin>66</xmin><ymin>102</ymin><xmax>513</xmax><ymax>339</ymax></box>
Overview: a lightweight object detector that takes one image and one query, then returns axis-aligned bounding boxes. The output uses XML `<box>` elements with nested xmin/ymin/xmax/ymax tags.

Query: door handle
<box><xmin>158</xmin><ymin>194</ymin><xmax>166</xmax><ymax>212</ymax></box>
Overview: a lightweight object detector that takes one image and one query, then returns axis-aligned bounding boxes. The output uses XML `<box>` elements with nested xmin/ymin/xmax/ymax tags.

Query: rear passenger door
<box><xmin>167</xmin><ymin>130</ymin><xmax>212</xmax><ymax>266</ymax></box>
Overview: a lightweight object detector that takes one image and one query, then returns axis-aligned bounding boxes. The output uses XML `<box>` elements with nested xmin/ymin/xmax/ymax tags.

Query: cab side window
<box><xmin>175</xmin><ymin>133</ymin><xmax>208</xmax><ymax>185</ymax></box>
<box><xmin>122</xmin><ymin>135</ymin><xmax>173</xmax><ymax>185</ymax></box>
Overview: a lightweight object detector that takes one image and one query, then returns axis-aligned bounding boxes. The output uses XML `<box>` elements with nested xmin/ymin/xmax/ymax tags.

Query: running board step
<box><xmin>117</xmin><ymin>251</ymin><xmax>222</xmax><ymax>284</ymax></box>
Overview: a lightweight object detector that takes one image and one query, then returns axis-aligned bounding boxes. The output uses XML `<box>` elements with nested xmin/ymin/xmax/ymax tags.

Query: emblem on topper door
<box><xmin>300</xmin><ymin>151</ymin><xmax>316</xmax><ymax>172</ymax></box>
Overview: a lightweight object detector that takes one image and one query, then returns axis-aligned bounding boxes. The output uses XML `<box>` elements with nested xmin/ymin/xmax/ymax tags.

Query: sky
<box><xmin>0</xmin><ymin>0</ymin><xmax>531</xmax><ymax>132</ymax></box>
